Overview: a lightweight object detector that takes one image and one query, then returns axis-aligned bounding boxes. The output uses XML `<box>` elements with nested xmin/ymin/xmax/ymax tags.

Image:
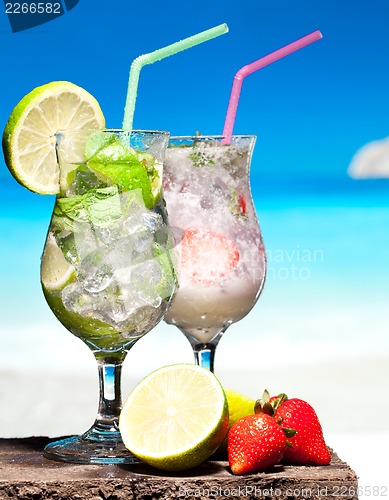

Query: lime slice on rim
<box><xmin>41</xmin><ymin>233</ymin><xmax>76</xmax><ymax>292</ymax></box>
<box><xmin>119</xmin><ymin>363</ymin><xmax>229</xmax><ymax>471</ymax></box>
<box><xmin>2</xmin><ymin>81</ymin><xmax>105</xmax><ymax>194</ymax></box>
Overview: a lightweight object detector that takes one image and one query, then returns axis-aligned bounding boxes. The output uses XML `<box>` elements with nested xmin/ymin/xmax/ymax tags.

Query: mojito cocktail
<box><xmin>40</xmin><ymin>128</ymin><xmax>176</xmax><ymax>463</ymax></box>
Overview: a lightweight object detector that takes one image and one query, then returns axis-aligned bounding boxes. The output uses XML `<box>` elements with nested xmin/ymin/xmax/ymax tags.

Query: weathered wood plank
<box><xmin>0</xmin><ymin>438</ymin><xmax>358</xmax><ymax>499</ymax></box>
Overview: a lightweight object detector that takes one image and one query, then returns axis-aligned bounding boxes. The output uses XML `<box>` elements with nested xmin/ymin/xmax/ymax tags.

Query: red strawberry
<box><xmin>228</xmin><ymin>413</ymin><xmax>286</xmax><ymax>475</ymax></box>
<box><xmin>238</xmin><ymin>194</ymin><xmax>247</xmax><ymax>215</ymax></box>
<box><xmin>229</xmin><ymin>192</ymin><xmax>247</xmax><ymax>217</ymax></box>
<box><xmin>255</xmin><ymin>391</ymin><xmax>331</xmax><ymax>466</ymax></box>
<box><xmin>180</xmin><ymin>228</ymin><xmax>239</xmax><ymax>284</ymax></box>
<box><xmin>275</xmin><ymin>398</ymin><xmax>331</xmax><ymax>466</ymax></box>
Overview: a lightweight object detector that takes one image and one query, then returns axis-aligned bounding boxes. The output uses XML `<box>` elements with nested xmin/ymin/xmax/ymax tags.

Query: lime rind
<box><xmin>153</xmin><ymin>243</ymin><xmax>177</xmax><ymax>300</ymax></box>
<box><xmin>42</xmin><ymin>290</ymin><xmax>133</xmax><ymax>353</ymax></box>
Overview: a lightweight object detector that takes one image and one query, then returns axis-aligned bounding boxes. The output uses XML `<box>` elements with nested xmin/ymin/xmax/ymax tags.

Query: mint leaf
<box><xmin>55</xmin><ymin>186</ymin><xmax>122</xmax><ymax>229</ymax></box>
<box><xmin>84</xmin><ymin>186</ymin><xmax>122</xmax><ymax>228</ymax></box>
<box><xmin>188</xmin><ymin>151</ymin><xmax>214</xmax><ymax>168</ymax></box>
<box><xmin>55</xmin><ymin>195</ymin><xmax>89</xmax><ymax>224</ymax></box>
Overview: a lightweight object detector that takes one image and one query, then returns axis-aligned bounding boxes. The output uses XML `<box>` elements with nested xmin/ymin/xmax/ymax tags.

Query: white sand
<box><xmin>1</xmin><ymin>356</ymin><xmax>389</xmax><ymax>436</ymax></box>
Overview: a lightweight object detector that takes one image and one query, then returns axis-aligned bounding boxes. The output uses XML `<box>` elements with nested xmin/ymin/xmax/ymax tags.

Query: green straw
<box><xmin>122</xmin><ymin>23</ymin><xmax>228</xmax><ymax>131</ymax></box>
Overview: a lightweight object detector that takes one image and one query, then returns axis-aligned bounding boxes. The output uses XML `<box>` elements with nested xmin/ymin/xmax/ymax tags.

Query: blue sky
<box><xmin>1</xmin><ymin>2</ymin><xmax>389</xmax><ymax>437</ymax></box>
<box><xmin>1</xmin><ymin>0</ymin><xmax>389</xmax><ymax>183</ymax></box>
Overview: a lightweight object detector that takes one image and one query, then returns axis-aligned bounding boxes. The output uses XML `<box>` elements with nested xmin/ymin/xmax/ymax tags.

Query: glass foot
<box><xmin>43</xmin><ymin>429</ymin><xmax>140</xmax><ymax>464</ymax></box>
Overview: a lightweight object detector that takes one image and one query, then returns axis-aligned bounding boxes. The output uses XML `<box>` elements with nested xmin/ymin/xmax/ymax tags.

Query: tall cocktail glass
<box><xmin>41</xmin><ymin>129</ymin><xmax>176</xmax><ymax>464</ymax></box>
<box><xmin>163</xmin><ymin>135</ymin><xmax>266</xmax><ymax>372</ymax></box>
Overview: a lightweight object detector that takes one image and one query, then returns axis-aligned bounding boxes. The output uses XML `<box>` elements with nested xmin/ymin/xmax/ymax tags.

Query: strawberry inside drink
<box><xmin>180</xmin><ymin>228</ymin><xmax>239</xmax><ymax>284</ymax></box>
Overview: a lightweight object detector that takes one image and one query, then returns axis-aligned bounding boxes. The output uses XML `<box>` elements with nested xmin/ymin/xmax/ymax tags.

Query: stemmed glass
<box><xmin>41</xmin><ymin>129</ymin><xmax>176</xmax><ymax>464</ymax></box>
<box><xmin>163</xmin><ymin>135</ymin><xmax>266</xmax><ymax>372</ymax></box>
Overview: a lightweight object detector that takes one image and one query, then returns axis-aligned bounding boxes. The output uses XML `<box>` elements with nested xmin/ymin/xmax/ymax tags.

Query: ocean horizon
<box><xmin>1</xmin><ymin>174</ymin><xmax>389</xmax><ymax>358</ymax></box>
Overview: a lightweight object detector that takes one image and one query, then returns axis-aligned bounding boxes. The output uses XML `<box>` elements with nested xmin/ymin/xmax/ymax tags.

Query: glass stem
<box><xmin>192</xmin><ymin>343</ymin><xmax>217</xmax><ymax>372</ymax></box>
<box><xmin>88</xmin><ymin>353</ymin><xmax>128</xmax><ymax>437</ymax></box>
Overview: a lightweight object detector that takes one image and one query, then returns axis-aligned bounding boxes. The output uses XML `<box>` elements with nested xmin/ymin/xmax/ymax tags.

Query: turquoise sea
<box><xmin>1</xmin><ymin>175</ymin><xmax>389</xmax><ymax>371</ymax></box>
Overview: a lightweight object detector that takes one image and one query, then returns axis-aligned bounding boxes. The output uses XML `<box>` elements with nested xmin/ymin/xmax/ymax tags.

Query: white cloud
<box><xmin>348</xmin><ymin>137</ymin><xmax>389</xmax><ymax>178</ymax></box>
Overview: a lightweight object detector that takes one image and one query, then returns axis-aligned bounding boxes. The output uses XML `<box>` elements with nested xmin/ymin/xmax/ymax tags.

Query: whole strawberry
<box><xmin>228</xmin><ymin>413</ymin><xmax>286</xmax><ymax>475</ymax></box>
<box><xmin>274</xmin><ymin>398</ymin><xmax>331</xmax><ymax>465</ymax></box>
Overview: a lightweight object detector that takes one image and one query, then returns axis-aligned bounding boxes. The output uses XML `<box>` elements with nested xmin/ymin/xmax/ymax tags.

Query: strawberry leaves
<box><xmin>254</xmin><ymin>389</ymin><xmax>288</xmax><ymax>416</ymax></box>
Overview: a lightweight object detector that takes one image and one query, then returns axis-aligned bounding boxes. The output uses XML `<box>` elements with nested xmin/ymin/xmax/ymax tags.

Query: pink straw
<box><xmin>222</xmin><ymin>30</ymin><xmax>322</xmax><ymax>140</ymax></box>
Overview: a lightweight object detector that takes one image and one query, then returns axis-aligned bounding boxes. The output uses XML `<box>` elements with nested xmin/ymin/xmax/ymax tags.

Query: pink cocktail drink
<box><xmin>163</xmin><ymin>136</ymin><xmax>266</xmax><ymax>370</ymax></box>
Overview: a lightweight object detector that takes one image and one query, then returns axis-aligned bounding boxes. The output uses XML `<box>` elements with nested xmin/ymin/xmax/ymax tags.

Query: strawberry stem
<box><xmin>254</xmin><ymin>390</ymin><xmax>289</xmax><ymax>416</ymax></box>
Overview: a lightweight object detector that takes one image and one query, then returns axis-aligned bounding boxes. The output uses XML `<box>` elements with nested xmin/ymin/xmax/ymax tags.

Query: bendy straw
<box><xmin>222</xmin><ymin>30</ymin><xmax>322</xmax><ymax>140</ymax></box>
<box><xmin>122</xmin><ymin>23</ymin><xmax>229</xmax><ymax>131</ymax></box>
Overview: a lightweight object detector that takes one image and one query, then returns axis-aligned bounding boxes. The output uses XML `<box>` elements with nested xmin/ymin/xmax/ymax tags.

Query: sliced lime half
<box><xmin>119</xmin><ymin>363</ymin><xmax>229</xmax><ymax>471</ymax></box>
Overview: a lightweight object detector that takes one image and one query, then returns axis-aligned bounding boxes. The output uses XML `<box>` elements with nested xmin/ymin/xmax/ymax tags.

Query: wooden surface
<box><xmin>0</xmin><ymin>437</ymin><xmax>358</xmax><ymax>499</ymax></box>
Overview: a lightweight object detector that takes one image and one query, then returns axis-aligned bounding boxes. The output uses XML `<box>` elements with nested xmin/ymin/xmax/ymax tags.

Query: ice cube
<box><xmin>93</xmin><ymin>223</ymin><xmax>122</xmax><ymax>246</ymax></box>
<box><xmin>112</xmin><ymin>265</ymin><xmax>132</xmax><ymax>289</ymax></box>
<box><xmin>61</xmin><ymin>282</ymin><xmax>95</xmax><ymax>316</ymax></box>
<box><xmin>123</xmin><ymin>210</ymin><xmax>145</xmax><ymax>236</ymax></box>
<box><xmin>121</xmin><ymin>190</ymin><xmax>146</xmax><ymax>226</ymax></box>
<box><xmin>107</xmin><ymin>297</ymin><xmax>131</xmax><ymax>324</ymax></box>
<box><xmin>130</xmin><ymin>259</ymin><xmax>163</xmax><ymax>308</ymax></box>
<box><xmin>132</xmin><ymin>227</ymin><xmax>154</xmax><ymax>255</ymax></box>
<box><xmin>105</xmin><ymin>235</ymin><xmax>134</xmax><ymax>274</ymax></box>
<box><xmin>66</xmin><ymin>164</ymin><xmax>104</xmax><ymax>196</ymax></box>
<box><xmin>123</xmin><ymin>209</ymin><xmax>164</xmax><ymax>258</ymax></box>
<box><xmin>73</xmin><ymin>220</ymin><xmax>99</xmax><ymax>262</ymax></box>
<box><xmin>129</xmin><ymin>304</ymin><xmax>166</xmax><ymax>335</ymax></box>
<box><xmin>102</xmin><ymin>285</ymin><xmax>143</xmax><ymax>328</ymax></box>
<box><xmin>77</xmin><ymin>251</ymin><xmax>113</xmax><ymax>293</ymax></box>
